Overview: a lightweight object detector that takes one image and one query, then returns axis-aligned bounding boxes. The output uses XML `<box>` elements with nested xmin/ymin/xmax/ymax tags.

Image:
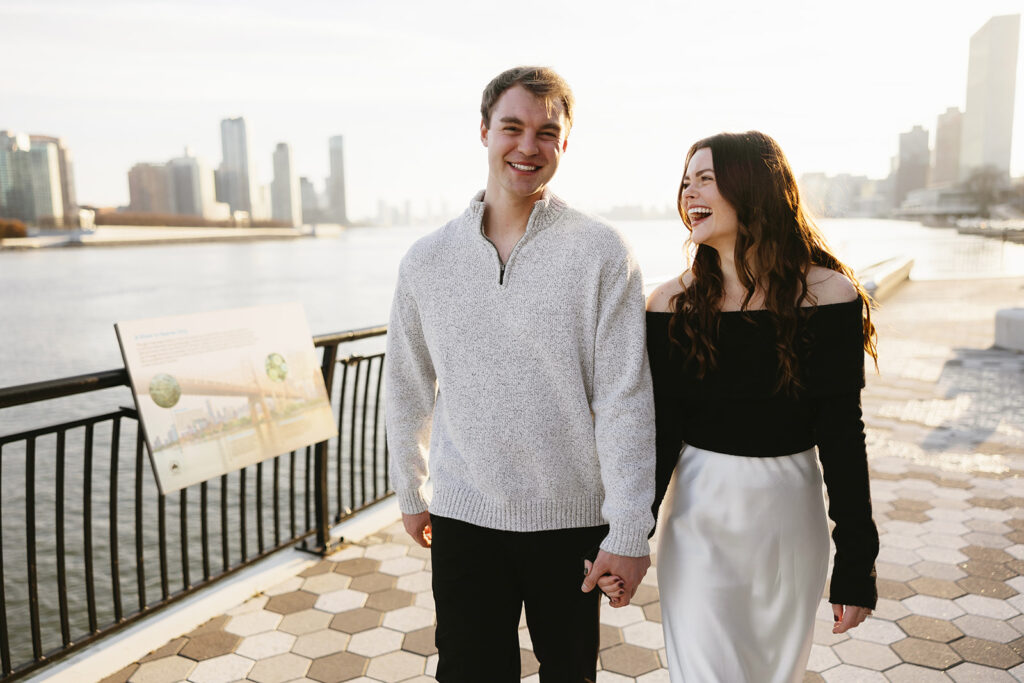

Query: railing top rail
<box><xmin>0</xmin><ymin>324</ymin><xmax>388</xmax><ymax>410</ymax></box>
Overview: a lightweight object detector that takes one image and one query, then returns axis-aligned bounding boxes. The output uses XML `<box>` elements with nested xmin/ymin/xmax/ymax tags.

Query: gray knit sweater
<box><xmin>385</xmin><ymin>190</ymin><xmax>656</xmax><ymax>557</ymax></box>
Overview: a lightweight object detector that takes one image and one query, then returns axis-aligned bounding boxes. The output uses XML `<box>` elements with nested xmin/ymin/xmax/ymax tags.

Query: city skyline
<box><xmin>2</xmin><ymin>1</ymin><xmax>1023</xmax><ymax>221</ymax></box>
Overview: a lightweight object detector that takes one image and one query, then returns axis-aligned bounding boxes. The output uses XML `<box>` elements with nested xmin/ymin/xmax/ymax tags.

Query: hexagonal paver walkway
<box><xmin>101</xmin><ymin>278</ymin><xmax>1024</xmax><ymax>681</ymax></box>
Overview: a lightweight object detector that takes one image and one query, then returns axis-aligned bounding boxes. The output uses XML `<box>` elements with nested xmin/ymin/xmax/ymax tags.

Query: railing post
<box><xmin>307</xmin><ymin>343</ymin><xmax>342</xmax><ymax>556</ymax></box>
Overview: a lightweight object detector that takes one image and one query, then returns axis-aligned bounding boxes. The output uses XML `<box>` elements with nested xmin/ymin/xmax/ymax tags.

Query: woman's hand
<box><xmin>584</xmin><ymin>560</ymin><xmax>627</xmax><ymax>605</ymax></box>
<box><xmin>832</xmin><ymin>604</ymin><xmax>872</xmax><ymax>633</ymax></box>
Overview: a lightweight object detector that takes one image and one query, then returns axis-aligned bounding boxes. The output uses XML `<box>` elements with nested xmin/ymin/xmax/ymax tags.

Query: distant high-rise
<box><xmin>960</xmin><ymin>14</ymin><xmax>1020</xmax><ymax>180</ymax></box>
<box><xmin>168</xmin><ymin>149</ymin><xmax>216</xmax><ymax>217</ymax></box>
<box><xmin>29</xmin><ymin>135</ymin><xmax>77</xmax><ymax>226</ymax></box>
<box><xmin>327</xmin><ymin>136</ymin><xmax>349</xmax><ymax>225</ymax></box>
<box><xmin>895</xmin><ymin>125</ymin><xmax>929</xmax><ymax>207</ymax></box>
<box><xmin>128</xmin><ymin>163</ymin><xmax>173</xmax><ymax>213</ymax></box>
<box><xmin>0</xmin><ymin>131</ymin><xmax>32</xmax><ymax>222</ymax></box>
<box><xmin>219</xmin><ymin>117</ymin><xmax>254</xmax><ymax>214</ymax></box>
<box><xmin>271</xmin><ymin>143</ymin><xmax>301</xmax><ymax>226</ymax></box>
<box><xmin>930</xmin><ymin>107</ymin><xmax>962</xmax><ymax>187</ymax></box>
<box><xmin>299</xmin><ymin>177</ymin><xmax>319</xmax><ymax>223</ymax></box>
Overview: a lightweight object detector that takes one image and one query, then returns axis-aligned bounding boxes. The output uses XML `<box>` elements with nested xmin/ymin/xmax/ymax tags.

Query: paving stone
<box><xmin>893</xmin><ymin>498</ymin><xmax>933</xmax><ymax>512</ymax></box>
<box><xmin>129</xmin><ymin>655</ymin><xmax>197</xmax><ymax>683</ymax></box>
<box><xmin>622</xmin><ymin>621</ymin><xmax>665</xmax><ymax>649</ymax></box>
<box><xmin>382</xmin><ymin>605</ymin><xmax>435</xmax><ymax>633</ymax></box>
<box><xmin>600</xmin><ymin>623</ymin><xmax>624</xmax><ymax>648</ymax></box>
<box><xmin>599</xmin><ymin>643</ymin><xmax>660</xmax><ymax>677</ymax></box>
<box><xmin>403</xmin><ymin>625</ymin><xmax>437</xmax><ymax>656</ymax></box>
<box><xmin>846</xmin><ymin>617</ymin><xmax>905</xmax><ymax>644</ymax></box>
<box><xmin>818</xmin><ymin>663</ymin><xmax>886</xmax><ymax>681</ymax></box>
<box><xmin>964</xmin><ymin>532</ymin><xmax>1012</xmax><ymax>549</ymax></box>
<box><xmin>871</xmin><ymin>597</ymin><xmax>911</xmax><ymax>621</ymax></box>
<box><xmin>903</xmin><ymin>595</ymin><xmax>967</xmax><ymax>621</ymax></box>
<box><xmin>265</xmin><ymin>590</ymin><xmax>318</xmax><ymax>615</ymax></box>
<box><xmin>947</xmin><ymin>662</ymin><xmax>1016</xmax><ymax>681</ymax></box>
<box><xmin>599</xmin><ymin>604</ymin><xmax>646</xmax><ymax>628</ymax></box>
<box><xmin>330</xmin><ymin>607</ymin><xmax>383</xmax><ymax>634</ymax></box>
<box><xmin>521</xmin><ymin>648</ymin><xmax>540</xmax><ymax>676</ymax></box>
<box><xmin>883</xmin><ymin>663</ymin><xmax>954</xmax><ymax>681</ymax></box>
<box><xmin>279</xmin><ymin>608</ymin><xmax>333</xmax><ymax>635</ymax></box>
<box><xmin>396</xmin><ymin>570</ymin><xmax>432</xmax><ymax>593</ymax></box>
<box><xmin>956</xmin><ymin>576</ymin><xmax>1017</xmax><ymax>599</ymax></box>
<box><xmin>909</xmin><ymin>577</ymin><xmax>967</xmax><ymax>599</ymax></box>
<box><xmin>138</xmin><ymin>637</ymin><xmax>187</xmax><ymax>663</ymax></box>
<box><xmin>642</xmin><ymin>601</ymin><xmax>662</xmax><ymax>623</ymax></box>
<box><xmin>961</xmin><ymin>546</ymin><xmax>1015</xmax><ymax>565</ymax></box>
<box><xmin>227</xmin><ymin>595</ymin><xmax>269</xmax><ymax>616</ymax></box>
<box><xmin>185</xmin><ymin>615</ymin><xmax>231</xmax><ymax>638</ymax></box>
<box><xmin>363</xmin><ymin>650</ymin><xmax>425</xmax><ymax>682</ymax></box>
<box><xmin>326</xmin><ymin>545</ymin><xmax>366</xmax><ymax>562</ymax></box>
<box><xmin>378</xmin><ymin>556</ymin><xmax>426</xmax><ymax>576</ymax></box>
<box><xmin>898</xmin><ymin>615</ymin><xmax>965</xmax><ymax>643</ymax></box>
<box><xmin>950</xmin><ymin>636</ymin><xmax>1024</xmax><ymax>669</ymax></box>
<box><xmin>301</xmin><ymin>571</ymin><xmax>353</xmax><ymax>595</ymax></box>
<box><xmin>315</xmin><ymin>589</ymin><xmax>369</xmax><ymax>613</ymax></box>
<box><xmin>891</xmin><ymin>637</ymin><xmax>963</xmax><ymax>670</ymax></box>
<box><xmin>631</xmin><ymin>584</ymin><xmax>660</xmax><ymax>606</ymax></box>
<box><xmin>306</xmin><ymin>651</ymin><xmax>369</xmax><ymax>682</ymax></box>
<box><xmin>876</xmin><ymin>561</ymin><xmax>919</xmax><ymax>582</ymax></box>
<box><xmin>806</xmin><ymin>643</ymin><xmax>840</xmax><ymax>672</ymax></box>
<box><xmin>953</xmin><ymin>615</ymin><xmax>1022</xmax><ymax>644</ymax></box>
<box><xmin>955</xmin><ymin>594</ymin><xmax>1020</xmax><ymax>620</ymax></box>
<box><xmin>225</xmin><ymin>609</ymin><xmax>283</xmax><ymax>636</ymax></box>
<box><xmin>331</xmin><ymin>558</ymin><xmax>381</xmax><ymax>577</ymax></box>
<box><xmin>236</xmin><ymin>630</ymin><xmax>296</xmax><ymax>658</ymax></box>
<box><xmin>877</xmin><ymin>579</ymin><xmax>915</xmax><ymax>601</ymax></box>
<box><xmin>179</xmin><ymin>629</ymin><xmax>241</xmax><ymax>661</ymax></box>
<box><xmin>918</xmin><ymin>547</ymin><xmax>969</xmax><ymax>564</ymax></box>
<box><xmin>297</xmin><ymin>560</ymin><xmax>335</xmax><ymax>578</ymax></box>
<box><xmin>832</xmin><ymin>639</ymin><xmax>900</xmax><ymax>670</ymax></box>
<box><xmin>960</xmin><ymin>559</ymin><xmax>1015</xmax><ymax>581</ymax></box>
<box><xmin>349</xmin><ymin>572</ymin><xmax>397</xmax><ymax>594</ymax></box>
<box><xmin>347</xmin><ymin>626</ymin><xmax>404</xmax><ymax>657</ymax></box>
<box><xmin>635</xmin><ymin>670</ymin><xmax>671</xmax><ymax>682</ymax></box>
<box><xmin>365</xmin><ymin>588</ymin><xmax>416</xmax><ymax>611</ymax></box>
<box><xmin>878</xmin><ymin>546</ymin><xmax>922</xmax><ymax>566</ymax></box>
<box><xmin>813</xmin><ymin>618</ymin><xmax>850</xmax><ymax>646</ymax></box>
<box><xmin>99</xmin><ymin>663</ymin><xmax>137</xmax><ymax>683</ymax></box>
<box><xmin>887</xmin><ymin>533</ymin><xmax>927</xmax><ymax>550</ymax></box>
<box><xmin>265</xmin><ymin>577</ymin><xmax>305</xmax><ymax>596</ymax></box>
<box><xmin>965</xmin><ymin>518</ymin><xmax>1011</xmax><ymax>535</ymax></box>
<box><xmin>914</xmin><ymin>561</ymin><xmax>968</xmax><ymax>581</ymax></box>
<box><xmin>186</xmin><ymin>653</ymin><xmax>254</xmax><ymax>683</ymax></box>
<box><xmin>291</xmin><ymin>629</ymin><xmax>349</xmax><ymax>658</ymax></box>
<box><xmin>364</xmin><ymin>543</ymin><xmax>409</xmax><ymax>560</ymax></box>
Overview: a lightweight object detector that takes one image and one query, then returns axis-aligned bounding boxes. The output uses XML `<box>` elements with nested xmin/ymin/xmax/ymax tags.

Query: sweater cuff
<box><xmin>599</xmin><ymin>521</ymin><xmax>654</xmax><ymax>558</ymax></box>
<box><xmin>828</xmin><ymin>566</ymin><xmax>878</xmax><ymax>610</ymax></box>
<box><xmin>395</xmin><ymin>487</ymin><xmax>429</xmax><ymax>515</ymax></box>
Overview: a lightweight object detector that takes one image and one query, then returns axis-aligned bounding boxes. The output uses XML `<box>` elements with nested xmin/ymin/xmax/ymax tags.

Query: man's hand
<box><xmin>832</xmin><ymin>604</ymin><xmax>872</xmax><ymax>634</ymax></box>
<box><xmin>581</xmin><ymin>550</ymin><xmax>650</xmax><ymax>606</ymax></box>
<box><xmin>403</xmin><ymin>511</ymin><xmax>432</xmax><ymax>548</ymax></box>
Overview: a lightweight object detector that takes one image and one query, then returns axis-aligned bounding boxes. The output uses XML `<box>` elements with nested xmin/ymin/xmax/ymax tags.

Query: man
<box><xmin>385</xmin><ymin>66</ymin><xmax>655</xmax><ymax>682</ymax></box>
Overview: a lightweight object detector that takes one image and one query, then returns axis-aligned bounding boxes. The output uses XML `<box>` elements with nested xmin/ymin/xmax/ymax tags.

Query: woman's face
<box><xmin>680</xmin><ymin>147</ymin><xmax>739</xmax><ymax>252</ymax></box>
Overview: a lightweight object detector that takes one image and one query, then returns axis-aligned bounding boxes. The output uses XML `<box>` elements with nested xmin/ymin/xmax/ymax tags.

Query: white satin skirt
<box><xmin>657</xmin><ymin>445</ymin><xmax>830</xmax><ymax>683</ymax></box>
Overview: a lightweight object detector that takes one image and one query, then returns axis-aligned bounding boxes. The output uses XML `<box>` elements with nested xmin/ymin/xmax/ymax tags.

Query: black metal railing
<box><xmin>0</xmin><ymin>325</ymin><xmax>388</xmax><ymax>681</ymax></box>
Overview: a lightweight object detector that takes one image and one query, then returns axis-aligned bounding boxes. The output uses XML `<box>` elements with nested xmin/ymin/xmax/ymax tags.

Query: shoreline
<box><xmin>0</xmin><ymin>224</ymin><xmax>347</xmax><ymax>250</ymax></box>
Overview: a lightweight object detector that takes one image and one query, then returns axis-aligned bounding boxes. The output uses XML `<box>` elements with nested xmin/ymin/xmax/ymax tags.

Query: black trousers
<box><xmin>430</xmin><ymin>515</ymin><xmax>608</xmax><ymax>683</ymax></box>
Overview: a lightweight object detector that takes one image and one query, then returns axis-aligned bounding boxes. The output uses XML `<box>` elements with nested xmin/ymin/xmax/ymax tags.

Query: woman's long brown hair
<box><xmin>670</xmin><ymin>131</ymin><xmax>878</xmax><ymax>393</ymax></box>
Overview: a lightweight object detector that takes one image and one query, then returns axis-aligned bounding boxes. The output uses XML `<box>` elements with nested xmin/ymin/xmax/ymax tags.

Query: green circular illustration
<box><xmin>149</xmin><ymin>373</ymin><xmax>181</xmax><ymax>408</ymax></box>
<box><xmin>266</xmin><ymin>352</ymin><xmax>289</xmax><ymax>382</ymax></box>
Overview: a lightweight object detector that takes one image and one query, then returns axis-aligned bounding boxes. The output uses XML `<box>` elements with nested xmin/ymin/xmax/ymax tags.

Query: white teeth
<box><xmin>510</xmin><ymin>162</ymin><xmax>539</xmax><ymax>171</ymax></box>
<box><xmin>688</xmin><ymin>207</ymin><xmax>712</xmax><ymax>218</ymax></box>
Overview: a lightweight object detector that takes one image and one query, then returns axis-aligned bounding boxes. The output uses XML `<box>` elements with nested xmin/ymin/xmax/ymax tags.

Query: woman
<box><xmin>599</xmin><ymin>131</ymin><xmax>879</xmax><ymax>682</ymax></box>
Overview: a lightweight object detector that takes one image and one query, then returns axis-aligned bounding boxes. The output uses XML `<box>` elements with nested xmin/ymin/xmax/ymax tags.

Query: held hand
<box><xmin>402</xmin><ymin>511</ymin><xmax>432</xmax><ymax>548</ymax></box>
<box><xmin>581</xmin><ymin>550</ymin><xmax>651</xmax><ymax>607</ymax></box>
<box><xmin>583</xmin><ymin>560</ymin><xmax>626</xmax><ymax>602</ymax></box>
<box><xmin>832</xmin><ymin>604</ymin><xmax>872</xmax><ymax>634</ymax></box>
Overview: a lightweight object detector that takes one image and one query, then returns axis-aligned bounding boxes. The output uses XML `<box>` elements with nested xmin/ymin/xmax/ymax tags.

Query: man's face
<box><xmin>481</xmin><ymin>85</ymin><xmax>568</xmax><ymax>203</ymax></box>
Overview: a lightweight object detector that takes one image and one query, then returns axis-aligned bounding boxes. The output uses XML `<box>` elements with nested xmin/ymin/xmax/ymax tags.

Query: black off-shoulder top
<box><xmin>647</xmin><ymin>299</ymin><xmax>879</xmax><ymax>608</ymax></box>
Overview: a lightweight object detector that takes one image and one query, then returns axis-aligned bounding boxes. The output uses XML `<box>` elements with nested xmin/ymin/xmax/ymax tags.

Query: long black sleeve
<box><xmin>813</xmin><ymin>390</ymin><xmax>879</xmax><ymax>609</ymax></box>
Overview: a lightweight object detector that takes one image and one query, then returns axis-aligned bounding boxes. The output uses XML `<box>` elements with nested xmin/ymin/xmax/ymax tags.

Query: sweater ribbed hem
<box><xmin>430</xmin><ymin>486</ymin><xmax>651</xmax><ymax>557</ymax></box>
<box><xmin>395</xmin><ymin>488</ymin><xmax>429</xmax><ymax>515</ymax></box>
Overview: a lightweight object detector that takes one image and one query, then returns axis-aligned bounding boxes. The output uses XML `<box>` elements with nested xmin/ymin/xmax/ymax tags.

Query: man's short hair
<box><xmin>480</xmin><ymin>66</ymin><xmax>575</xmax><ymax>131</ymax></box>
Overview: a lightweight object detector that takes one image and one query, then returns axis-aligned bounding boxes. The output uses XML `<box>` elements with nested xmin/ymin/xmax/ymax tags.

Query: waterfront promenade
<box><xmin>89</xmin><ymin>277</ymin><xmax>1024</xmax><ymax>681</ymax></box>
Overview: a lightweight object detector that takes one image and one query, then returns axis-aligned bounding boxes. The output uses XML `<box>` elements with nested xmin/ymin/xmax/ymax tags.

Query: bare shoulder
<box><xmin>806</xmin><ymin>266</ymin><xmax>859</xmax><ymax>305</ymax></box>
<box><xmin>646</xmin><ymin>272</ymin><xmax>690</xmax><ymax>312</ymax></box>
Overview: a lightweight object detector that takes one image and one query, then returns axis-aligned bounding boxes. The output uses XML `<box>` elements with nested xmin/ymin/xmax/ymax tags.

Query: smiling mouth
<box><xmin>688</xmin><ymin>207</ymin><xmax>712</xmax><ymax>225</ymax></box>
<box><xmin>509</xmin><ymin>162</ymin><xmax>540</xmax><ymax>172</ymax></box>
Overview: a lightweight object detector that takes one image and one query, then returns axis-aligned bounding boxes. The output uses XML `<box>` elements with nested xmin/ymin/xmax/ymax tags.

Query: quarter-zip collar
<box><xmin>467</xmin><ymin>189</ymin><xmax>567</xmax><ymax>286</ymax></box>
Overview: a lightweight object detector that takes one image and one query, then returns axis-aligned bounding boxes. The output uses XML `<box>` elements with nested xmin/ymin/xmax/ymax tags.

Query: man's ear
<box><xmin>480</xmin><ymin>120</ymin><xmax>489</xmax><ymax>147</ymax></box>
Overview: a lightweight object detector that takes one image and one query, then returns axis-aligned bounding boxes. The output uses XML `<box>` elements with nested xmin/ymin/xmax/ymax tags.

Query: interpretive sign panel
<box><xmin>115</xmin><ymin>303</ymin><xmax>337</xmax><ymax>494</ymax></box>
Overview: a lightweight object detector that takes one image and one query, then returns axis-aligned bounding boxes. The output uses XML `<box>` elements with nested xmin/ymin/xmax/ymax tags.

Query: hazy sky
<box><xmin>3</xmin><ymin>0</ymin><xmax>1023</xmax><ymax>220</ymax></box>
